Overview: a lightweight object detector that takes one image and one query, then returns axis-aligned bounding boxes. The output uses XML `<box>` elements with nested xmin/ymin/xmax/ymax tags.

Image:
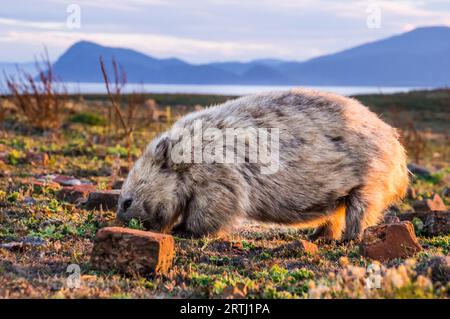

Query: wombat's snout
<box><xmin>116</xmin><ymin>198</ymin><xmax>133</xmax><ymax>223</ymax></box>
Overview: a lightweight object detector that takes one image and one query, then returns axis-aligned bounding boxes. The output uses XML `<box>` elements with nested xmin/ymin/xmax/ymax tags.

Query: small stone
<box><xmin>407</xmin><ymin>163</ymin><xmax>431</xmax><ymax>179</ymax></box>
<box><xmin>90</xmin><ymin>227</ymin><xmax>174</xmax><ymax>275</ymax></box>
<box><xmin>412</xmin><ymin>194</ymin><xmax>447</xmax><ymax>212</ymax></box>
<box><xmin>384</xmin><ymin>213</ymin><xmax>400</xmax><ymax>224</ymax></box>
<box><xmin>398</xmin><ymin>211</ymin><xmax>450</xmax><ymax>236</ymax></box>
<box><xmin>40</xmin><ymin>174</ymin><xmax>94</xmax><ymax>187</ymax></box>
<box><xmin>52</xmin><ymin>175</ymin><xmax>82</xmax><ymax>186</ymax></box>
<box><xmin>57</xmin><ymin>185</ymin><xmax>96</xmax><ymax>204</ymax></box>
<box><xmin>273</xmin><ymin>239</ymin><xmax>318</xmax><ymax>256</ymax></box>
<box><xmin>0</xmin><ymin>237</ymin><xmax>46</xmax><ymax>251</ymax></box>
<box><xmin>26</xmin><ymin>152</ymin><xmax>49</xmax><ymax>166</ymax></box>
<box><xmin>442</xmin><ymin>187</ymin><xmax>450</xmax><ymax>198</ymax></box>
<box><xmin>85</xmin><ymin>190</ymin><xmax>120</xmax><ymax>210</ymax></box>
<box><xmin>360</xmin><ymin>221</ymin><xmax>422</xmax><ymax>261</ymax></box>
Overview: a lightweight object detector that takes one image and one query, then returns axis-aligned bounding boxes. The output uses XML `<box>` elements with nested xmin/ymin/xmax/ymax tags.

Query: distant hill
<box><xmin>51</xmin><ymin>41</ymin><xmax>238</xmax><ymax>84</ymax></box>
<box><xmin>275</xmin><ymin>26</ymin><xmax>450</xmax><ymax>86</ymax></box>
<box><xmin>8</xmin><ymin>26</ymin><xmax>450</xmax><ymax>86</ymax></box>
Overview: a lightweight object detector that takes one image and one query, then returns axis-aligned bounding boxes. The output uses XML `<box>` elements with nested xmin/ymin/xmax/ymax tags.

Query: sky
<box><xmin>0</xmin><ymin>0</ymin><xmax>449</xmax><ymax>64</ymax></box>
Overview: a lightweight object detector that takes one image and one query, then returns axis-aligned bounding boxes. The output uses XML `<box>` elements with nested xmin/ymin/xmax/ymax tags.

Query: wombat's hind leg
<box><xmin>309</xmin><ymin>203</ymin><xmax>346</xmax><ymax>241</ymax></box>
<box><xmin>342</xmin><ymin>188</ymin><xmax>367</xmax><ymax>241</ymax></box>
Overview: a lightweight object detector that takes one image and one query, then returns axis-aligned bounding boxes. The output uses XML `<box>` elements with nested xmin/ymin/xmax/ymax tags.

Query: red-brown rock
<box><xmin>85</xmin><ymin>190</ymin><xmax>120</xmax><ymax>210</ymax></box>
<box><xmin>90</xmin><ymin>227</ymin><xmax>174</xmax><ymax>275</ymax></box>
<box><xmin>57</xmin><ymin>184</ymin><xmax>97</xmax><ymax>204</ymax></box>
<box><xmin>413</xmin><ymin>194</ymin><xmax>447</xmax><ymax>212</ymax></box>
<box><xmin>398</xmin><ymin>211</ymin><xmax>450</xmax><ymax>236</ymax></box>
<box><xmin>360</xmin><ymin>221</ymin><xmax>422</xmax><ymax>261</ymax></box>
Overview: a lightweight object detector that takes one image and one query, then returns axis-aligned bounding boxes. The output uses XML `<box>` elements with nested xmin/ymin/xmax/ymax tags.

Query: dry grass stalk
<box><xmin>3</xmin><ymin>51</ymin><xmax>66</xmax><ymax>131</ymax></box>
<box><xmin>388</xmin><ymin>105</ymin><xmax>427</xmax><ymax>164</ymax></box>
<box><xmin>403</xmin><ymin>122</ymin><xmax>427</xmax><ymax>164</ymax></box>
<box><xmin>0</xmin><ymin>95</ymin><xmax>6</xmax><ymax>130</ymax></box>
<box><xmin>99</xmin><ymin>56</ymin><xmax>134</xmax><ymax>166</ymax></box>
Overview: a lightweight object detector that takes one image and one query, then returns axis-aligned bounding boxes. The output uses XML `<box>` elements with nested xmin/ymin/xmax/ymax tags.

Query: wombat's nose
<box><xmin>123</xmin><ymin>198</ymin><xmax>132</xmax><ymax>211</ymax></box>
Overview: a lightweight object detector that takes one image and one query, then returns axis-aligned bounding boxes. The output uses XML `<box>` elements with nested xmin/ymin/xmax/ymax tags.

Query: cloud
<box><xmin>0</xmin><ymin>0</ymin><xmax>448</xmax><ymax>63</ymax></box>
<box><xmin>46</xmin><ymin>0</ymin><xmax>174</xmax><ymax>11</ymax></box>
<box><xmin>0</xmin><ymin>30</ymin><xmax>290</xmax><ymax>63</ymax></box>
<box><xmin>0</xmin><ymin>17</ymin><xmax>65</xmax><ymax>30</ymax></box>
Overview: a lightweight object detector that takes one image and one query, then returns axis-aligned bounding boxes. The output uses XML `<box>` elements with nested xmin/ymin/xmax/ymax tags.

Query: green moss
<box><xmin>128</xmin><ymin>218</ymin><xmax>145</xmax><ymax>230</ymax></box>
<box><xmin>70</xmin><ymin>112</ymin><xmax>106</xmax><ymax>126</ymax></box>
<box><xmin>421</xmin><ymin>235</ymin><xmax>450</xmax><ymax>254</ymax></box>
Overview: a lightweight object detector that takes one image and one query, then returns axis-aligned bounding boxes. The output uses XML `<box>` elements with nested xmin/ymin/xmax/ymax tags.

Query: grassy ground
<box><xmin>0</xmin><ymin>89</ymin><xmax>449</xmax><ymax>298</ymax></box>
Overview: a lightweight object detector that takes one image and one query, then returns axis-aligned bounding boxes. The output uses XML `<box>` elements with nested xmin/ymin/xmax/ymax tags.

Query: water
<box><xmin>63</xmin><ymin>82</ymin><xmax>426</xmax><ymax>96</ymax></box>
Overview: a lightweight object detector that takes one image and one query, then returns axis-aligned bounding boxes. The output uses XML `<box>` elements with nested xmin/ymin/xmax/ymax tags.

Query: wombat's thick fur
<box><xmin>117</xmin><ymin>89</ymin><xmax>408</xmax><ymax>241</ymax></box>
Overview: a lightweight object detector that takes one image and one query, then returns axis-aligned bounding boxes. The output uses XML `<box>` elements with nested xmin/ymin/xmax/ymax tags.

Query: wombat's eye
<box><xmin>123</xmin><ymin>198</ymin><xmax>133</xmax><ymax>211</ymax></box>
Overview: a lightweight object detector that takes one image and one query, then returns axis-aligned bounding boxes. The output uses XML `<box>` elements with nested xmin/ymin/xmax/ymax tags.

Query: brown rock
<box><xmin>57</xmin><ymin>184</ymin><xmax>97</xmax><ymax>204</ymax></box>
<box><xmin>398</xmin><ymin>211</ymin><xmax>450</xmax><ymax>236</ymax></box>
<box><xmin>90</xmin><ymin>227</ymin><xmax>174</xmax><ymax>275</ymax></box>
<box><xmin>360</xmin><ymin>221</ymin><xmax>422</xmax><ymax>261</ymax></box>
<box><xmin>412</xmin><ymin>194</ymin><xmax>447</xmax><ymax>212</ymax></box>
<box><xmin>273</xmin><ymin>239</ymin><xmax>318</xmax><ymax>256</ymax></box>
<box><xmin>85</xmin><ymin>190</ymin><xmax>120</xmax><ymax>210</ymax></box>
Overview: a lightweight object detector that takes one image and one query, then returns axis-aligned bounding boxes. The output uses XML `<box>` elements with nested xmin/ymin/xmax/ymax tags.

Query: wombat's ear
<box><xmin>153</xmin><ymin>136</ymin><xmax>171</xmax><ymax>165</ymax></box>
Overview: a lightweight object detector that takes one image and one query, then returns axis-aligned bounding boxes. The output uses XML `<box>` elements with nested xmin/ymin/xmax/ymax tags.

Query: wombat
<box><xmin>117</xmin><ymin>89</ymin><xmax>408</xmax><ymax>241</ymax></box>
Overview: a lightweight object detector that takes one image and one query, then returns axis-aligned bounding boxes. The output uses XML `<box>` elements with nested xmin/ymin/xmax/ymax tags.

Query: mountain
<box><xmin>207</xmin><ymin>58</ymin><xmax>287</xmax><ymax>76</ymax></box>
<box><xmin>17</xmin><ymin>26</ymin><xmax>450</xmax><ymax>86</ymax></box>
<box><xmin>275</xmin><ymin>26</ymin><xmax>450</xmax><ymax>86</ymax></box>
<box><xmin>51</xmin><ymin>41</ymin><xmax>238</xmax><ymax>84</ymax></box>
